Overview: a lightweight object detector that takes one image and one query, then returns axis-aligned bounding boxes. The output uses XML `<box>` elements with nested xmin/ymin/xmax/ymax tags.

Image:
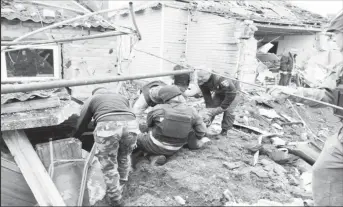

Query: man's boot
<box><xmin>215</xmin><ymin>129</ymin><xmax>227</xmax><ymax>140</ymax></box>
<box><xmin>149</xmin><ymin>155</ymin><xmax>167</xmax><ymax>166</ymax></box>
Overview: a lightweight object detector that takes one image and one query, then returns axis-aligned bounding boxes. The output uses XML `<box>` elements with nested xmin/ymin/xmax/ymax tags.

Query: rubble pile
<box><xmin>118</xmin><ymin>86</ymin><xmax>341</xmax><ymax>206</ymax></box>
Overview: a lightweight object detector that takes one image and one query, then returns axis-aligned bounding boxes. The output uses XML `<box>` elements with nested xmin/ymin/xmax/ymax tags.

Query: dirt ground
<box><xmin>122</xmin><ymin>90</ymin><xmax>341</xmax><ymax>206</ymax></box>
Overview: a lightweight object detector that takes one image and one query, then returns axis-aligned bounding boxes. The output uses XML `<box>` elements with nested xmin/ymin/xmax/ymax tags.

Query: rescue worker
<box><xmin>132</xmin><ymin>80</ymin><xmax>167</xmax><ymax>115</ymax></box>
<box><xmin>268</xmin><ymin>10</ymin><xmax>343</xmax><ymax>206</ymax></box>
<box><xmin>197</xmin><ymin>69</ymin><xmax>240</xmax><ymax>139</ymax></box>
<box><xmin>73</xmin><ymin>87</ymin><xmax>139</xmax><ymax>206</ymax></box>
<box><xmin>136</xmin><ymin>85</ymin><xmax>209</xmax><ymax>165</ymax></box>
<box><xmin>278</xmin><ymin>48</ymin><xmax>298</xmax><ymax>86</ymax></box>
<box><xmin>172</xmin><ymin>64</ymin><xmax>191</xmax><ymax>93</ymax></box>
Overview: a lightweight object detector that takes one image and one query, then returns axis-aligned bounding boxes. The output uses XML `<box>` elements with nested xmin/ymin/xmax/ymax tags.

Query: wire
<box><xmin>133</xmin><ymin>47</ymin><xmax>266</xmax><ymax>89</ymax></box>
<box><xmin>132</xmin><ymin>47</ymin><xmax>343</xmax><ymax>111</ymax></box>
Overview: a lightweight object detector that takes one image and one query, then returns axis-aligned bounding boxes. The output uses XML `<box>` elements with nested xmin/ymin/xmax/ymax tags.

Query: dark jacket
<box><xmin>199</xmin><ymin>74</ymin><xmax>238</xmax><ymax>109</ymax></box>
<box><xmin>142</xmin><ymin>81</ymin><xmax>166</xmax><ymax>107</ymax></box>
<box><xmin>174</xmin><ymin>73</ymin><xmax>190</xmax><ymax>89</ymax></box>
<box><xmin>74</xmin><ymin>93</ymin><xmax>135</xmax><ymax>138</ymax></box>
<box><xmin>147</xmin><ymin>102</ymin><xmax>207</xmax><ymax>148</ymax></box>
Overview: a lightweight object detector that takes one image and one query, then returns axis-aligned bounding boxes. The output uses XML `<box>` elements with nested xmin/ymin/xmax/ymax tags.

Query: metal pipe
<box><xmin>1</xmin><ymin>69</ymin><xmax>194</xmax><ymax>94</ymax></box>
<box><xmin>1</xmin><ymin>31</ymin><xmax>131</xmax><ymax>46</ymax></box>
<box><xmin>49</xmin><ymin>138</ymin><xmax>54</xmax><ymax>177</ymax></box>
<box><xmin>129</xmin><ymin>2</ymin><xmax>142</xmax><ymax>40</ymax></box>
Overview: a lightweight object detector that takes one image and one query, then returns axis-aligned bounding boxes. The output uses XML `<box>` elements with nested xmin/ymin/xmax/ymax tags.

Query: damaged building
<box><xmin>1</xmin><ymin>0</ymin><xmax>342</xmax><ymax>206</ymax></box>
<box><xmin>1</xmin><ymin>0</ymin><xmax>121</xmax><ymax>100</ymax></box>
<box><xmin>112</xmin><ymin>1</ymin><xmax>340</xmax><ymax>89</ymax></box>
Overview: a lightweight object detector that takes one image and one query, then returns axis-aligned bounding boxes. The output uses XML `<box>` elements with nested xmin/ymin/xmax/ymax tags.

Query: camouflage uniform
<box><xmin>94</xmin><ymin>120</ymin><xmax>138</xmax><ymax>203</ymax></box>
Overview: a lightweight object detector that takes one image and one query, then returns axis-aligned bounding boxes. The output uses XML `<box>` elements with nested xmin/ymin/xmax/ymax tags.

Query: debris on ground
<box><xmin>121</xmin><ymin>84</ymin><xmax>341</xmax><ymax>206</ymax></box>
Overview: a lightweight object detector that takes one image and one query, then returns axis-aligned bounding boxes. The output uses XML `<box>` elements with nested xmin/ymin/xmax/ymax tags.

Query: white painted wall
<box><xmin>1</xmin><ymin>20</ymin><xmax>118</xmax><ymax>100</ymax></box>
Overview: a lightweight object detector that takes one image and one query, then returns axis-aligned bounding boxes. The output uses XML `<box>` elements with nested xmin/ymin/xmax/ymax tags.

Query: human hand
<box><xmin>139</xmin><ymin>123</ymin><xmax>149</xmax><ymax>133</ymax></box>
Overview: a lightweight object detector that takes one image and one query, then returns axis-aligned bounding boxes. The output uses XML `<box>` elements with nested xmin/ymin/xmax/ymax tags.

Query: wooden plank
<box><xmin>1</xmin><ymin>96</ymin><xmax>61</xmax><ymax>115</ymax></box>
<box><xmin>2</xmin><ymin>130</ymin><xmax>66</xmax><ymax>206</ymax></box>
<box><xmin>1</xmin><ymin>193</ymin><xmax>36</xmax><ymax>206</ymax></box>
<box><xmin>1</xmin><ymin>157</ymin><xmax>21</xmax><ymax>173</ymax></box>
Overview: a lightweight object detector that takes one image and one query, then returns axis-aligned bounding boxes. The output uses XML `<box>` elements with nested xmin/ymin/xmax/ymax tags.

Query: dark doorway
<box><xmin>268</xmin><ymin>42</ymin><xmax>278</xmax><ymax>54</ymax></box>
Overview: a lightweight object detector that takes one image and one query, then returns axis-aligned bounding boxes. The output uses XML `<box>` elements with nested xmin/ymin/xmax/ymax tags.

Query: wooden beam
<box><xmin>1</xmin><ymin>96</ymin><xmax>61</xmax><ymax>115</ymax></box>
<box><xmin>2</xmin><ymin>130</ymin><xmax>66</xmax><ymax>206</ymax></box>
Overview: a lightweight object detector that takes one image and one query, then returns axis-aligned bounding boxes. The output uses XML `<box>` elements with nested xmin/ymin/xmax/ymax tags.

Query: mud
<box><xmin>122</xmin><ymin>91</ymin><xmax>341</xmax><ymax>206</ymax></box>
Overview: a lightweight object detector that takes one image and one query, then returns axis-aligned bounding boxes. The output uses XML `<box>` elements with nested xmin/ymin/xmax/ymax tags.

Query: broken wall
<box><xmin>1</xmin><ymin>20</ymin><xmax>118</xmax><ymax>100</ymax></box>
<box><xmin>115</xmin><ymin>4</ymin><xmax>244</xmax><ymax>84</ymax></box>
<box><xmin>277</xmin><ymin>34</ymin><xmax>317</xmax><ymax>68</ymax></box>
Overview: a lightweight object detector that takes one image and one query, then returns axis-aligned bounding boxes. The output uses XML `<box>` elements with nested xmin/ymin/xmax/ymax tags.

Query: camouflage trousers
<box><xmin>94</xmin><ymin>120</ymin><xmax>138</xmax><ymax>203</ymax></box>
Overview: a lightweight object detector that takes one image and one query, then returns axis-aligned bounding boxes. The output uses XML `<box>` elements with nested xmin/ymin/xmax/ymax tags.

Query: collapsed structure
<box><xmin>1</xmin><ymin>0</ymin><xmax>340</xmax><ymax>206</ymax></box>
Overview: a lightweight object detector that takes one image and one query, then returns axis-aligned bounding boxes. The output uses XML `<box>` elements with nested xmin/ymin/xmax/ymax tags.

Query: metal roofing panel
<box><xmin>186</xmin><ymin>11</ymin><xmax>240</xmax><ymax>76</ymax></box>
<box><xmin>110</xmin><ymin>0</ymin><xmax>328</xmax><ymax>28</ymax></box>
<box><xmin>1</xmin><ymin>0</ymin><xmax>115</xmax><ymax>29</ymax></box>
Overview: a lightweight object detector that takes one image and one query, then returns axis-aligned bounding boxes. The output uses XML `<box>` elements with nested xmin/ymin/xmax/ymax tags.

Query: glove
<box><xmin>139</xmin><ymin>123</ymin><xmax>149</xmax><ymax>133</ymax></box>
<box><xmin>199</xmin><ymin>109</ymin><xmax>213</xmax><ymax>126</ymax></box>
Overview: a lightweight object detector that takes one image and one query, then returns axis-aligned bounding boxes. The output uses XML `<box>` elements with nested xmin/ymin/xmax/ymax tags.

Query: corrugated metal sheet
<box><xmin>115</xmin><ymin>7</ymin><xmax>162</xmax><ymax>78</ymax></box>
<box><xmin>1</xmin><ymin>0</ymin><xmax>114</xmax><ymax>29</ymax></box>
<box><xmin>186</xmin><ymin>11</ymin><xmax>240</xmax><ymax>77</ymax></box>
<box><xmin>162</xmin><ymin>6</ymin><xmax>188</xmax><ymax>74</ymax></box>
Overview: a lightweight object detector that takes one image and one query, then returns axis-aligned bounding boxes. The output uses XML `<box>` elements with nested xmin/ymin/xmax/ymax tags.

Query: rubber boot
<box><xmin>149</xmin><ymin>155</ymin><xmax>167</xmax><ymax>166</ymax></box>
<box><xmin>215</xmin><ymin>130</ymin><xmax>227</xmax><ymax>140</ymax></box>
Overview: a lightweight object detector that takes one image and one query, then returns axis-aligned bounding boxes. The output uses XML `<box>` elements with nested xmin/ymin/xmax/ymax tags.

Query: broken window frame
<box><xmin>1</xmin><ymin>44</ymin><xmax>61</xmax><ymax>83</ymax></box>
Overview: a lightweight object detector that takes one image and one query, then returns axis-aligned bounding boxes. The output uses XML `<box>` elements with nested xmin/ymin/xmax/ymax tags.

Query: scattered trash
<box><xmin>271</xmin><ymin>137</ymin><xmax>286</xmax><ymax>146</ymax></box>
<box><xmin>174</xmin><ymin>196</ymin><xmax>186</xmax><ymax>205</ymax></box>
<box><xmin>259</xmin><ymin>108</ymin><xmax>280</xmax><ymax>119</ymax></box>
<box><xmin>251</xmin><ymin>167</ymin><xmax>269</xmax><ymax>178</ymax></box>
<box><xmin>223</xmin><ymin>161</ymin><xmax>244</xmax><ymax>170</ymax></box>
<box><xmin>300</xmin><ymin>171</ymin><xmax>313</xmax><ymax>193</ymax></box>
<box><xmin>272</xmin><ymin>123</ymin><xmax>283</xmax><ymax>130</ymax></box>
<box><xmin>223</xmin><ymin>189</ymin><xmax>237</xmax><ymax>203</ymax></box>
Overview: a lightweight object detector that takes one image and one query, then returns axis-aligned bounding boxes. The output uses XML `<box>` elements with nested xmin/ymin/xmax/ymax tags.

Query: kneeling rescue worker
<box><xmin>268</xmin><ymin>10</ymin><xmax>343</xmax><ymax>206</ymax></box>
<box><xmin>132</xmin><ymin>80</ymin><xmax>167</xmax><ymax>116</ymax></box>
<box><xmin>73</xmin><ymin>87</ymin><xmax>140</xmax><ymax>206</ymax></box>
<box><xmin>136</xmin><ymin>85</ymin><xmax>209</xmax><ymax>165</ymax></box>
<box><xmin>197</xmin><ymin>69</ymin><xmax>240</xmax><ymax>139</ymax></box>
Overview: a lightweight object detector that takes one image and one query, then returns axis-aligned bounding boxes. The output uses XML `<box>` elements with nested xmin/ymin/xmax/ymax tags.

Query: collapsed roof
<box><xmin>113</xmin><ymin>0</ymin><xmax>329</xmax><ymax>29</ymax></box>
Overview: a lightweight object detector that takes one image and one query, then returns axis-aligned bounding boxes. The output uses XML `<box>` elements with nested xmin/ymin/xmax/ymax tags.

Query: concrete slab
<box><xmin>1</xmin><ymin>100</ymin><xmax>81</xmax><ymax>131</ymax></box>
